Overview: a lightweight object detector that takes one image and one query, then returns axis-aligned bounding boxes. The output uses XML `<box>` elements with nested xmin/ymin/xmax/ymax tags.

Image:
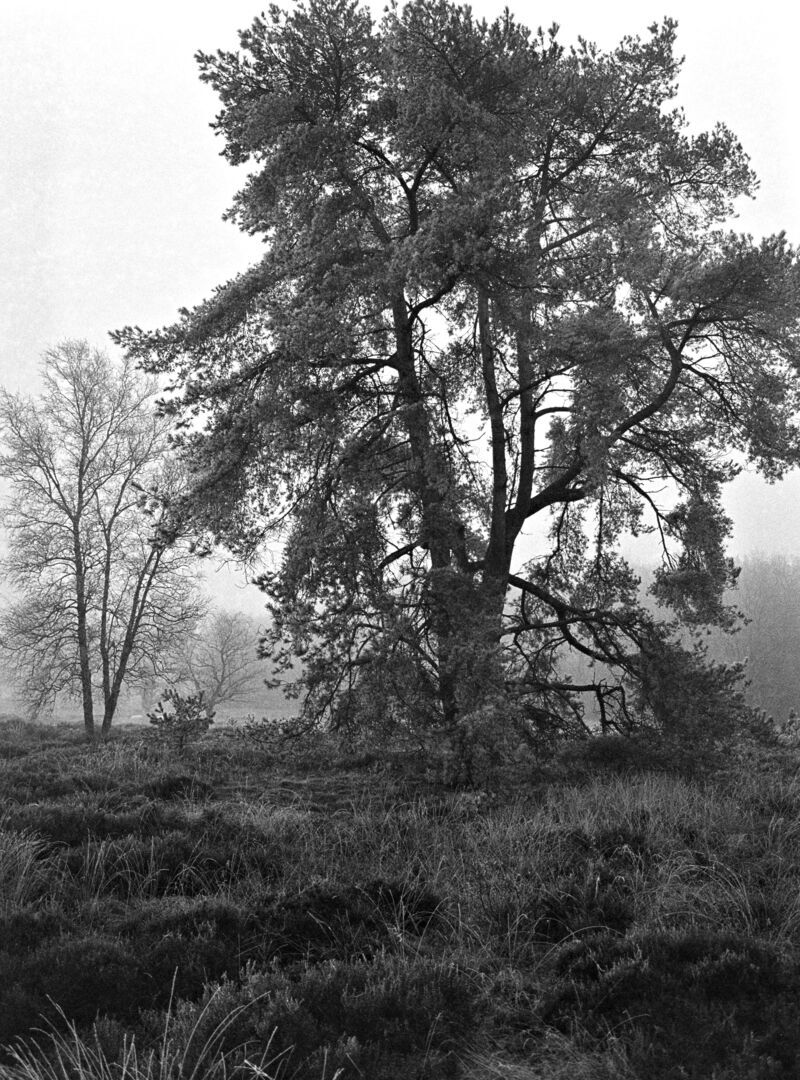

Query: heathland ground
<box><xmin>2</xmin><ymin>719</ymin><xmax>800</xmax><ymax>1079</ymax></box>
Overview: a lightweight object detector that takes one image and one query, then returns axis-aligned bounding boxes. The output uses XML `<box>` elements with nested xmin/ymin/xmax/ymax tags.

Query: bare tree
<box><xmin>0</xmin><ymin>341</ymin><xmax>204</xmax><ymax>738</ymax></box>
<box><xmin>173</xmin><ymin>608</ymin><xmax>263</xmax><ymax>711</ymax></box>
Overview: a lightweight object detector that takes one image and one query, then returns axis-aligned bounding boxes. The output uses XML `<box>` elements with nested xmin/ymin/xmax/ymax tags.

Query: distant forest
<box><xmin>615</xmin><ymin>554</ymin><xmax>800</xmax><ymax>727</ymax></box>
<box><xmin>708</xmin><ymin>554</ymin><xmax>800</xmax><ymax>723</ymax></box>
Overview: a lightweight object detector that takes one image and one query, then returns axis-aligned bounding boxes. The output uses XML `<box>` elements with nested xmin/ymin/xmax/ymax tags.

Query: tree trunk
<box><xmin>73</xmin><ymin>534</ymin><xmax>95</xmax><ymax>739</ymax></box>
<box><xmin>101</xmin><ymin>553</ymin><xmax>161</xmax><ymax>736</ymax></box>
<box><xmin>391</xmin><ymin>294</ymin><xmax>470</xmax><ymax>726</ymax></box>
<box><xmin>101</xmin><ymin>684</ymin><xmax>121</xmax><ymax>736</ymax></box>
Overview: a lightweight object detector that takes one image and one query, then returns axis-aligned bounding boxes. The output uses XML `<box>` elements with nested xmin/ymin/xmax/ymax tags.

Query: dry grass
<box><xmin>3</xmin><ymin>722</ymin><xmax>800</xmax><ymax>1078</ymax></box>
<box><xmin>0</xmin><ymin>994</ymin><xmax>308</xmax><ymax>1080</ymax></box>
<box><xmin>0</xmin><ymin>818</ymin><xmax>56</xmax><ymax>914</ymax></box>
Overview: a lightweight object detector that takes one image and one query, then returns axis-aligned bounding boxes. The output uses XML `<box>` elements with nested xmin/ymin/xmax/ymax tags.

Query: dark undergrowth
<box><xmin>1</xmin><ymin>719</ymin><xmax>800</xmax><ymax>1078</ymax></box>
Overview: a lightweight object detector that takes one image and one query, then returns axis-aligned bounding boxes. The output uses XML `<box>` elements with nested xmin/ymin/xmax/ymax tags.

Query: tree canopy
<box><xmin>116</xmin><ymin>0</ymin><xmax>800</xmax><ymax>748</ymax></box>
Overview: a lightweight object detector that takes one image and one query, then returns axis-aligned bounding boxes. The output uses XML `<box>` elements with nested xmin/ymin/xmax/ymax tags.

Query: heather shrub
<box><xmin>254</xmin><ymin>879</ymin><xmax>443</xmax><ymax>964</ymax></box>
<box><xmin>137</xmin><ymin>955</ymin><xmax>475</xmax><ymax>1080</ymax></box>
<box><xmin>0</xmin><ymin>910</ymin><xmax>69</xmax><ymax>953</ymax></box>
<box><xmin>62</xmin><ymin>831</ymin><xmax>234</xmax><ymax>903</ymax></box>
<box><xmin>0</xmin><ymin>763</ymin><xmax>82</xmax><ymax>804</ymax></box>
<box><xmin>8</xmin><ymin>805</ymin><xmax>140</xmax><ymax>848</ymax></box>
<box><xmin>0</xmin><ymin>743</ymin><xmax>29</xmax><ymax>762</ymax></box>
<box><xmin>543</xmin><ymin>928</ymin><xmax>800</xmax><ymax>1078</ymax></box>
<box><xmin>0</xmin><ymin>902</ymin><xmax>260</xmax><ymax>1045</ymax></box>
<box><xmin>0</xmin><ymin>956</ymin><xmax>475</xmax><ymax>1080</ymax></box>
<box><xmin>0</xmin><ymin>936</ymin><xmax>149</xmax><ymax>1043</ymax></box>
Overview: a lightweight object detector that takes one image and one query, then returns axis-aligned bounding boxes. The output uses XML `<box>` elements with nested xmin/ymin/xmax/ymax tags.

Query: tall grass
<box><xmin>0</xmin><ymin>994</ymin><xmax>318</xmax><ymax>1080</ymax></box>
<box><xmin>0</xmin><ymin>820</ymin><xmax>54</xmax><ymax>914</ymax></box>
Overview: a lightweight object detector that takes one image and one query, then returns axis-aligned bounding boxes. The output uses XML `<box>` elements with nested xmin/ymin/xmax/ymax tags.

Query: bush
<box><xmin>122</xmin><ymin>898</ymin><xmax>260</xmax><ymax>1005</ymax></box>
<box><xmin>147</xmin><ymin>691</ymin><xmax>215</xmax><ymax>753</ymax></box>
<box><xmin>533</xmin><ymin>861</ymin><xmax>637</xmax><ymax>944</ymax></box>
<box><xmin>0</xmin><ymin>955</ymin><xmax>476</xmax><ymax>1080</ymax></box>
<box><xmin>554</xmin><ymin>735</ymin><xmax>682</xmax><ymax>779</ymax></box>
<box><xmin>0</xmin><ymin>899</ymin><xmax>263</xmax><ymax>1045</ymax></box>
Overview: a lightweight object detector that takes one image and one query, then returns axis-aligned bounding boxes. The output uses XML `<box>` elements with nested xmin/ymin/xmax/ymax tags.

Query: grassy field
<box><xmin>1</xmin><ymin>719</ymin><xmax>800</xmax><ymax>1078</ymax></box>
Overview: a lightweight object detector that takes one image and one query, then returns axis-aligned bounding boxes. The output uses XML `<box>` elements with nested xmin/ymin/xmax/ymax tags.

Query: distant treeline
<box><xmin>555</xmin><ymin>554</ymin><xmax>800</xmax><ymax>731</ymax></box>
<box><xmin>641</xmin><ymin>554</ymin><xmax>800</xmax><ymax>725</ymax></box>
<box><xmin>710</xmin><ymin>553</ymin><xmax>800</xmax><ymax>724</ymax></box>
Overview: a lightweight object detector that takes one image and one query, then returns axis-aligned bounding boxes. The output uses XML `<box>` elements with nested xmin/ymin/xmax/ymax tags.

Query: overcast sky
<box><xmin>2</xmin><ymin>0</ymin><xmax>799</xmax><ymax>575</ymax></box>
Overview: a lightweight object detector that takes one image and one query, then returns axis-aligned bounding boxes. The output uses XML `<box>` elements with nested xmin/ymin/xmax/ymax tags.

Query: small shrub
<box><xmin>361</xmin><ymin>878</ymin><xmax>443</xmax><ymax>935</ymax></box>
<box><xmin>129</xmin><ymin>898</ymin><xmax>257</xmax><ymax>1005</ymax></box>
<box><xmin>0</xmin><ymin>987</ymin><xmax>272</xmax><ymax>1080</ymax></box>
<box><xmin>260</xmin><ymin>883</ymin><xmax>391</xmax><ymax>964</ymax></box>
<box><xmin>0</xmin><ymin>743</ymin><xmax>31</xmax><ymax>761</ymax></box>
<box><xmin>0</xmin><ymin>899</ymin><xmax>267</xmax><ymax>1046</ymax></box>
<box><xmin>147</xmin><ymin>691</ymin><xmax>215</xmax><ymax>753</ymax></box>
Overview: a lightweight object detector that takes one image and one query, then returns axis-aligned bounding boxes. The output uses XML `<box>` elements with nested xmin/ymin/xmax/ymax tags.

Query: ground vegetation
<box><xmin>1</xmin><ymin>721</ymin><xmax>800</xmax><ymax>1078</ymax></box>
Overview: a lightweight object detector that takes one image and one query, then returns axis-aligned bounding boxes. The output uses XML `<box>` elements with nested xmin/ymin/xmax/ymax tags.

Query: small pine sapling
<box><xmin>147</xmin><ymin>689</ymin><xmax>215</xmax><ymax>752</ymax></box>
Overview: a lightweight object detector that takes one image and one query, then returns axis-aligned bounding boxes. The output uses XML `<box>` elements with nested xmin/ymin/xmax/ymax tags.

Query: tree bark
<box><xmin>391</xmin><ymin>293</ymin><xmax>466</xmax><ymax>725</ymax></box>
<box><xmin>73</xmin><ymin>524</ymin><xmax>95</xmax><ymax>739</ymax></box>
<box><xmin>100</xmin><ymin>550</ymin><xmax>161</xmax><ymax>735</ymax></box>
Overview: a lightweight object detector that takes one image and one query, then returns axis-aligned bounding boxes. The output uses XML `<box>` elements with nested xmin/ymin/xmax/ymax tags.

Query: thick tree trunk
<box><xmin>391</xmin><ymin>294</ymin><xmax>469</xmax><ymax>726</ymax></box>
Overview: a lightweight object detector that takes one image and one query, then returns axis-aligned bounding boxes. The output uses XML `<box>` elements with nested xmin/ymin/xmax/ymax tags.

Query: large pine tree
<box><xmin>117</xmin><ymin>1</ymin><xmax>800</xmax><ymax>749</ymax></box>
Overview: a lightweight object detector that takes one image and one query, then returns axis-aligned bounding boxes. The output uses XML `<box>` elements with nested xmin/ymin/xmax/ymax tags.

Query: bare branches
<box><xmin>0</xmin><ymin>342</ymin><xmax>203</xmax><ymax>737</ymax></box>
<box><xmin>171</xmin><ymin>609</ymin><xmax>263</xmax><ymax>711</ymax></box>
